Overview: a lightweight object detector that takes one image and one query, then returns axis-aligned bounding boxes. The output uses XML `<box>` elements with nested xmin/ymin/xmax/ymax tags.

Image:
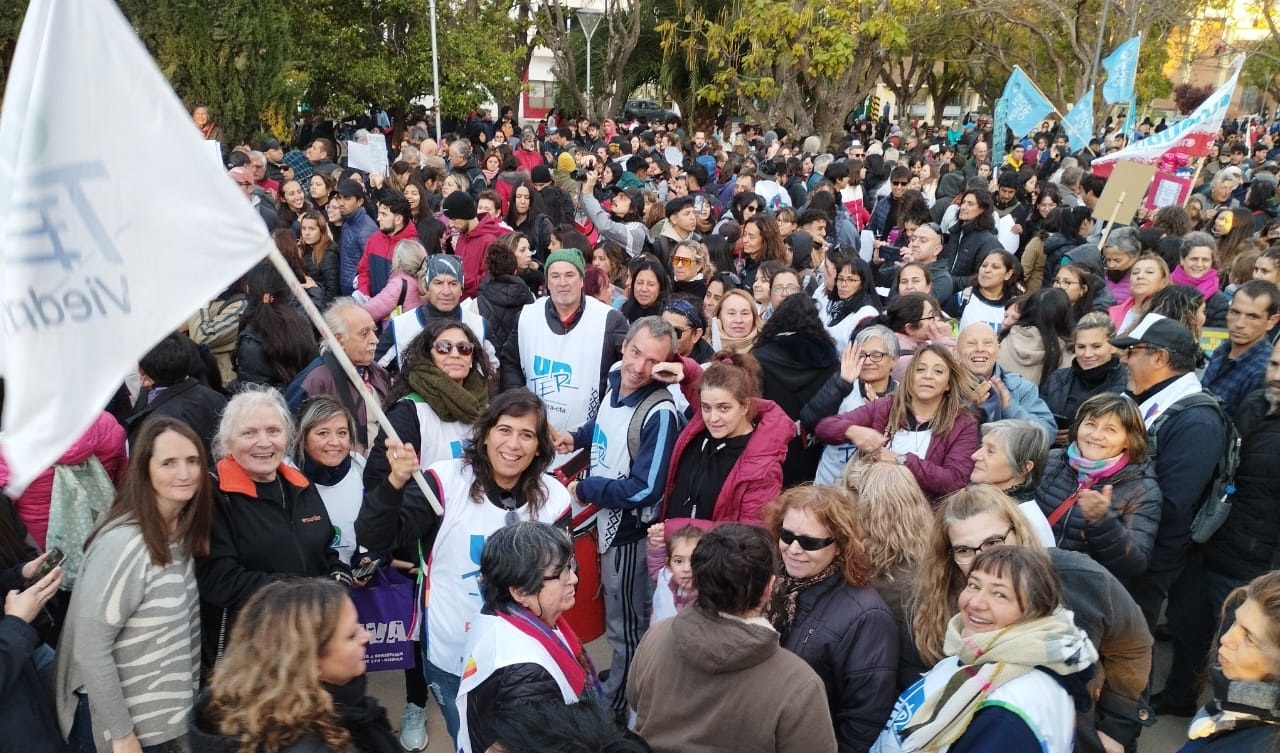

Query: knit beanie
<box><xmin>545</xmin><ymin>248</ymin><xmax>585</xmax><ymax>275</ymax></box>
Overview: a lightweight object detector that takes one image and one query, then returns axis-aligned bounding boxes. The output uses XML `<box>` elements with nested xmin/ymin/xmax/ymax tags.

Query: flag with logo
<box><xmin>0</xmin><ymin>0</ymin><xmax>271</xmax><ymax>488</ymax></box>
<box><xmin>1061</xmin><ymin>89</ymin><xmax>1096</xmax><ymax>152</ymax></box>
<box><xmin>1000</xmin><ymin>67</ymin><xmax>1056</xmax><ymax>142</ymax></box>
<box><xmin>1102</xmin><ymin>35</ymin><xmax>1141</xmax><ymax>105</ymax></box>
<box><xmin>1091</xmin><ymin>55</ymin><xmax>1244</xmax><ymax>177</ymax></box>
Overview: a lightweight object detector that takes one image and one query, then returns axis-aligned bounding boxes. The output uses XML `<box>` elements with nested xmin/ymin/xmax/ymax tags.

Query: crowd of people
<box><xmin>2</xmin><ymin>102</ymin><xmax>1280</xmax><ymax>753</ymax></box>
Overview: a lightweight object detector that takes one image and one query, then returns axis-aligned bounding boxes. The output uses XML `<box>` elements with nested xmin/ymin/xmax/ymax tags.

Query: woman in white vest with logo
<box><xmin>294</xmin><ymin>397</ymin><xmax>365</xmax><ymax>565</ymax></box>
<box><xmin>943</xmin><ymin>250</ymin><xmax>1024</xmax><ymax>335</ymax></box>
<box><xmin>457</xmin><ymin>521</ymin><xmax>601</xmax><ymax>753</ymax></box>
<box><xmin>355</xmin><ymin>390</ymin><xmax>572</xmax><ymax>747</ymax></box>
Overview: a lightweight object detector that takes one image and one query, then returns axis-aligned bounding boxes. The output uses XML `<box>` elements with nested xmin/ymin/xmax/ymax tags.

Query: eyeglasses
<box><xmin>669</xmin><ymin>326</ymin><xmax>688</xmax><ymax>339</ymax></box>
<box><xmin>835</xmin><ymin>275</ymin><xmax>861</xmax><ymax>284</ymax></box>
<box><xmin>947</xmin><ymin>527</ymin><xmax>1013</xmax><ymax>564</ymax></box>
<box><xmin>779</xmin><ymin>527</ymin><xmax>835</xmax><ymax>551</ymax></box>
<box><xmin>1124</xmin><ymin>344</ymin><xmax>1163</xmax><ymax>355</ymax></box>
<box><xmin>672</xmin><ymin>256</ymin><xmax>696</xmax><ymax>268</ymax></box>
<box><xmin>772</xmin><ymin>284</ymin><xmax>801</xmax><ymax>295</ymax></box>
<box><xmin>1053</xmin><ymin>278</ymin><xmax>1079</xmax><ymax>287</ymax></box>
<box><xmin>859</xmin><ymin>351</ymin><xmax>890</xmax><ymax>363</ymax></box>
<box><xmin>914</xmin><ymin>314</ymin><xmax>939</xmax><ymax>324</ymax></box>
<box><xmin>433</xmin><ymin>340</ymin><xmax>476</xmax><ymax>356</ymax></box>
<box><xmin>543</xmin><ymin>558</ymin><xmax>579</xmax><ymax>582</ymax></box>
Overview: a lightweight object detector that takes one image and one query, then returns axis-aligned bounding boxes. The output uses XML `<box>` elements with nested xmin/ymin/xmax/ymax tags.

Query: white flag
<box><xmin>0</xmin><ymin>0</ymin><xmax>271</xmax><ymax>488</ymax></box>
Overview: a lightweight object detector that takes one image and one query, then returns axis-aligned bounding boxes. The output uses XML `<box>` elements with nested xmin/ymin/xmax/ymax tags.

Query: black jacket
<box><xmin>196</xmin><ymin>460</ymin><xmax>348</xmax><ymax>670</ymax></box>
<box><xmin>477</xmin><ymin>274</ymin><xmax>535</xmax><ymax>351</ymax></box>
<box><xmin>1205</xmin><ymin>389</ymin><xmax>1280</xmax><ymax>580</ymax></box>
<box><xmin>941</xmin><ymin>220</ymin><xmax>1003</xmax><ymax>279</ymax></box>
<box><xmin>304</xmin><ymin>245</ymin><xmax>343</xmax><ymax>302</ymax></box>
<box><xmin>752</xmin><ymin>331</ymin><xmax>838</xmax><ymax>485</ymax></box>
<box><xmin>124</xmin><ymin>377</ymin><xmax>228</xmax><ymax>459</ymax></box>
<box><xmin>1040</xmin><ymin>358</ymin><xmax>1129</xmax><ymax>432</ymax></box>
<box><xmin>1035</xmin><ymin>450</ymin><xmax>1162</xmax><ymax>580</ymax></box>
<box><xmin>778</xmin><ymin>576</ymin><xmax>898</xmax><ymax>753</ymax></box>
<box><xmin>0</xmin><ymin>618</ymin><xmax>72</xmax><ymax>753</ymax></box>
<box><xmin>465</xmin><ymin>660</ymin><xmax>564</xmax><ymax>753</ymax></box>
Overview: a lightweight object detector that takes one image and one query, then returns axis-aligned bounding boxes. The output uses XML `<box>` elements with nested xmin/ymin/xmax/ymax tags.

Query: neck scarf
<box><xmin>301</xmin><ymin>452</ymin><xmax>353</xmax><ymax>487</ymax></box>
<box><xmin>668</xmin><ymin>574</ymin><xmax>698</xmax><ymax>615</ymax></box>
<box><xmin>324</xmin><ymin>675</ymin><xmax>400</xmax><ymax>753</ymax></box>
<box><xmin>403</xmin><ymin>359</ymin><xmax>489</xmax><ymax>424</ymax></box>
<box><xmin>899</xmin><ymin>609</ymin><xmax>1098</xmax><ymax>752</ymax></box>
<box><xmin>767</xmin><ymin>563</ymin><xmax>840</xmax><ymax>633</ymax></box>
<box><xmin>1065</xmin><ymin>443</ymin><xmax>1129</xmax><ymax>487</ymax></box>
<box><xmin>500</xmin><ymin>605</ymin><xmax>603</xmax><ymax>699</ymax></box>
<box><xmin>1171</xmin><ymin>264</ymin><xmax>1221</xmax><ymax>300</ymax></box>
<box><xmin>1190</xmin><ymin>666</ymin><xmax>1280</xmax><ymax>740</ymax></box>
<box><xmin>481</xmin><ymin>166</ymin><xmax>500</xmax><ymax>184</ymax></box>
<box><xmin>717</xmin><ymin>326</ymin><xmax>758</xmax><ymax>355</ymax></box>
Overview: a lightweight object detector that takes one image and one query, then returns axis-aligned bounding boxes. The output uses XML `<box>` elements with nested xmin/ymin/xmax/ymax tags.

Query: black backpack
<box><xmin>1145</xmin><ymin>391</ymin><xmax>1241</xmax><ymax>543</ymax></box>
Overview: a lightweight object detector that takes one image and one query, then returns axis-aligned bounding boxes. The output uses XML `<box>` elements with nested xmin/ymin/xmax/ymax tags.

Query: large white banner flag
<box><xmin>0</xmin><ymin>0</ymin><xmax>271</xmax><ymax>488</ymax></box>
<box><xmin>1090</xmin><ymin>55</ymin><xmax>1245</xmax><ymax>177</ymax></box>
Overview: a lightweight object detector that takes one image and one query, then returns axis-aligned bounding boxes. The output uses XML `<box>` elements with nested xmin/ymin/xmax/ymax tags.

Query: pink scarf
<box><xmin>1171</xmin><ymin>264</ymin><xmax>1220</xmax><ymax>299</ymax></box>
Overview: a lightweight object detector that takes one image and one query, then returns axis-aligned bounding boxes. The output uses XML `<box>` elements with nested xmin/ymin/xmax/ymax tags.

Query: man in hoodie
<box><xmin>356</xmin><ymin>193</ymin><xmax>420</xmax><ymax>298</ymax></box>
<box><xmin>441</xmin><ymin>191</ymin><xmax>504</xmax><ymax>299</ymax></box>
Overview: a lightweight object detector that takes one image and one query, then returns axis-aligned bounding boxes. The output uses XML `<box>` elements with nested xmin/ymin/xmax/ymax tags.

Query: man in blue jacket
<box><xmin>334</xmin><ymin>179</ymin><xmax>377</xmax><ymax>295</ymax></box>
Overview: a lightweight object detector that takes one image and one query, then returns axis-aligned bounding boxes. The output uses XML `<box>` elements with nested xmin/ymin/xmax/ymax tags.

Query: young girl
<box><xmin>651</xmin><ymin>525</ymin><xmax>705</xmax><ymax>624</ymax></box>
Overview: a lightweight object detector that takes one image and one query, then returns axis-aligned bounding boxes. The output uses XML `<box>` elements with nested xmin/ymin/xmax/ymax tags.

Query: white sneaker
<box><xmin>399</xmin><ymin>702</ymin><xmax>428</xmax><ymax>751</ymax></box>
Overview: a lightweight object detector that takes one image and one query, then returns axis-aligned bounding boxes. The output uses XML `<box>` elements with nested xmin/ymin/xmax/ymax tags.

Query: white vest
<box><xmin>456</xmin><ymin>613</ymin><xmax>580</xmax><ymax>753</ymax></box>
<box><xmin>384</xmin><ymin>305</ymin><xmax>489</xmax><ymax>369</ymax></box>
<box><xmin>424</xmin><ymin>459</ymin><xmax>571</xmax><ymax>673</ymax></box>
<box><xmin>313</xmin><ymin>453</ymin><xmax>366</xmax><ymax>564</ymax></box>
<box><xmin>402</xmin><ymin>397</ymin><xmax>471</xmax><ymax>467</ymax></box>
<box><xmin>815</xmin><ymin>385</ymin><xmax>872</xmax><ymax>485</ymax></box>
<box><xmin>517</xmin><ymin>297</ymin><xmax>610</xmax><ymax>434</ymax></box>
<box><xmin>873</xmin><ymin>656</ymin><xmax>1074</xmax><ymax>753</ymax></box>
<box><xmin>956</xmin><ymin>290</ymin><xmax>1007</xmax><ymax>334</ymax></box>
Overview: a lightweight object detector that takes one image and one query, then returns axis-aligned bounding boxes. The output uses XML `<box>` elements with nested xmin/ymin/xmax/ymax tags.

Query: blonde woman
<box><xmin>710</xmin><ymin>288</ymin><xmax>762</xmax><ymax>355</ymax></box>
<box><xmin>190</xmin><ymin>579</ymin><xmax>399</xmax><ymax>753</ymax></box>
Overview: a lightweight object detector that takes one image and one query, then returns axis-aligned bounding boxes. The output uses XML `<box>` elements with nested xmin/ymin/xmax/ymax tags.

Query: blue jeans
<box><xmin>425</xmin><ymin>658</ymin><xmax>461</xmax><ymax>745</ymax></box>
<box><xmin>71</xmin><ymin>694</ymin><xmax>170</xmax><ymax>753</ymax></box>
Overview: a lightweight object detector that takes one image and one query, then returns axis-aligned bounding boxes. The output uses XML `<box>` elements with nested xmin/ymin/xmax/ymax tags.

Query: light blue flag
<box><xmin>1001</xmin><ymin>66</ymin><xmax>1056</xmax><ymax>140</ymax></box>
<box><xmin>1121</xmin><ymin>102</ymin><xmax>1137</xmax><ymax>142</ymax></box>
<box><xmin>992</xmin><ymin>97</ymin><xmax>1009</xmax><ymax>169</ymax></box>
<box><xmin>1061</xmin><ymin>89</ymin><xmax>1095</xmax><ymax>152</ymax></box>
<box><xmin>1102</xmin><ymin>35</ymin><xmax>1140</xmax><ymax>105</ymax></box>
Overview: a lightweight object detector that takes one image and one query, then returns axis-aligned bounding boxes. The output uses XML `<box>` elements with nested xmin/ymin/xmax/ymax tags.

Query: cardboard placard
<box><xmin>1093</xmin><ymin>160</ymin><xmax>1158</xmax><ymax>228</ymax></box>
<box><xmin>346</xmin><ymin>140</ymin><xmax>374</xmax><ymax>173</ymax></box>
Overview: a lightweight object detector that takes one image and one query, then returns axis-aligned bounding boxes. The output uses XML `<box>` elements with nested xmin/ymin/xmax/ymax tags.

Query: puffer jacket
<box><xmin>754</xmin><ymin>331</ymin><xmax>839</xmax><ymax>486</ymax></box>
<box><xmin>1040</xmin><ymin>358</ymin><xmax>1129</xmax><ymax>431</ymax></box>
<box><xmin>941</xmin><ymin>219</ymin><xmax>1003</xmax><ymax>279</ymax></box>
<box><xmin>1040</xmin><ymin>233</ymin><xmax>1084</xmax><ymax>290</ymax></box>
<box><xmin>779</xmin><ymin>576</ymin><xmax>898</xmax><ymax>753</ymax></box>
<box><xmin>1034</xmin><ymin>450</ymin><xmax>1162</xmax><ymax>580</ymax></box>
<box><xmin>1205</xmin><ymin>389</ymin><xmax>1280</xmax><ymax>581</ymax></box>
<box><xmin>660</xmin><ymin>398</ymin><xmax>794</xmax><ymax>527</ymax></box>
<box><xmin>477</xmin><ymin>274</ymin><xmax>535</xmax><ymax>350</ymax></box>
<box><xmin>0</xmin><ymin>412</ymin><xmax>126</xmax><ymax>549</ymax></box>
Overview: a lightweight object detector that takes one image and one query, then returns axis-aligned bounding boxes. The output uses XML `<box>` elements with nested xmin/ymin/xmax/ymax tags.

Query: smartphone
<box><xmin>880</xmin><ymin>246</ymin><xmax>903</xmax><ymax>263</ymax></box>
<box><xmin>28</xmin><ymin>547</ymin><xmax>65</xmax><ymax>586</ymax></box>
<box><xmin>351</xmin><ymin>558</ymin><xmax>381</xmax><ymax>580</ymax></box>
<box><xmin>694</xmin><ymin>195</ymin><xmax>707</xmax><ymax>213</ymax></box>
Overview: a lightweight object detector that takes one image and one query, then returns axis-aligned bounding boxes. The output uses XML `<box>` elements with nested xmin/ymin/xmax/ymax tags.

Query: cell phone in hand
<box><xmin>879</xmin><ymin>246</ymin><xmax>903</xmax><ymax>263</ymax></box>
<box><xmin>351</xmin><ymin>558</ymin><xmax>381</xmax><ymax>580</ymax></box>
<box><xmin>28</xmin><ymin>547</ymin><xmax>65</xmax><ymax>586</ymax></box>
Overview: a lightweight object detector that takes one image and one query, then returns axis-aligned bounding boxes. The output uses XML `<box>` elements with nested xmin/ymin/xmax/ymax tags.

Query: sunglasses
<box><xmin>892</xmin><ymin>180</ymin><xmax>910</xmax><ymax>186</ymax></box>
<box><xmin>433</xmin><ymin>340</ymin><xmax>475</xmax><ymax>356</ymax></box>
<box><xmin>672</xmin><ymin>256</ymin><xmax>696</xmax><ymax>268</ymax></box>
<box><xmin>779</xmin><ymin>527</ymin><xmax>835</xmax><ymax>551</ymax></box>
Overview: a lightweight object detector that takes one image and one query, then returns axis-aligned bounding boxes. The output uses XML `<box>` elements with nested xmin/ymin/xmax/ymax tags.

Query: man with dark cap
<box><xmin>499</xmin><ymin>248</ymin><xmax>629</xmax><ymax>437</ymax></box>
<box><xmin>357</xmin><ymin>193</ymin><xmax>420</xmax><ymax>298</ymax></box>
<box><xmin>442</xmin><ymin>191</ymin><xmax>504</xmax><ymax>299</ymax></box>
<box><xmin>993</xmin><ymin>171</ymin><xmax>1027</xmax><ymax>225</ymax></box>
<box><xmin>376</xmin><ymin>254</ymin><xmax>494</xmax><ymax>371</ymax></box>
<box><xmin>334</xmin><ymin>179</ymin><xmax>378</xmax><ymax>295</ymax></box>
<box><xmin>259</xmin><ymin>138</ymin><xmax>286</xmax><ymax>184</ymax></box>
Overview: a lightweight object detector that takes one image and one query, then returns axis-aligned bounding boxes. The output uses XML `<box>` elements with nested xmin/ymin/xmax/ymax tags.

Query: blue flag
<box><xmin>1102</xmin><ymin>35</ymin><xmax>1140</xmax><ymax>105</ymax></box>
<box><xmin>1061</xmin><ymin>89</ymin><xmax>1095</xmax><ymax>152</ymax></box>
<box><xmin>1000</xmin><ymin>66</ymin><xmax>1056</xmax><ymax>140</ymax></box>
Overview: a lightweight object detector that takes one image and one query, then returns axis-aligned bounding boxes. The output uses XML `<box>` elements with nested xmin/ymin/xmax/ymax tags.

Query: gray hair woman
<box><xmin>197</xmin><ymin>385</ymin><xmax>350</xmax><ymax>672</ymax></box>
<box><xmin>456</xmin><ymin>522</ymin><xmax>600</xmax><ymax>753</ymax></box>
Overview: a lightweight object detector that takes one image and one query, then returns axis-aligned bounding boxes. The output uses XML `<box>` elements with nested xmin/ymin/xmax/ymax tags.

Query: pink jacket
<box><xmin>660</xmin><ymin>397</ymin><xmax>794</xmax><ymax>527</ymax></box>
<box><xmin>814</xmin><ymin>395</ymin><xmax>978</xmax><ymax>504</ymax></box>
<box><xmin>362</xmin><ymin>270</ymin><xmax>423</xmax><ymax>325</ymax></box>
<box><xmin>0</xmin><ymin>412</ymin><xmax>126</xmax><ymax>548</ymax></box>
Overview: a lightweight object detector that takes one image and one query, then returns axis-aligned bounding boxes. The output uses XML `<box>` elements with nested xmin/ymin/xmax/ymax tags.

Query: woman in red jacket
<box><xmin>815</xmin><ymin>344</ymin><xmax>980</xmax><ymax>504</ymax></box>
<box><xmin>648</xmin><ymin>351</ymin><xmax>794</xmax><ymax>547</ymax></box>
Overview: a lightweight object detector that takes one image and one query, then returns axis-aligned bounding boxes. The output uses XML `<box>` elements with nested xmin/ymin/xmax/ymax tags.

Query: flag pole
<box><xmin>264</xmin><ymin>247</ymin><xmax>444</xmax><ymax>516</ymax></box>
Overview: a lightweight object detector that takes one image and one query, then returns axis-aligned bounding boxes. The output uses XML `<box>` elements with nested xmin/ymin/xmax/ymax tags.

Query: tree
<box><xmin>1172</xmin><ymin>82</ymin><xmax>1214</xmax><ymax>114</ymax></box>
<box><xmin>289</xmin><ymin>0</ymin><xmax>527</xmax><ymax>133</ymax></box>
<box><xmin>534</xmin><ymin>0</ymin><xmax>648</xmax><ymax>121</ymax></box>
<box><xmin>1239</xmin><ymin>1</ymin><xmax>1280</xmax><ymax>107</ymax></box>
<box><xmin>659</xmin><ymin>0</ymin><xmax>912</xmax><ymax>146</ymax></box>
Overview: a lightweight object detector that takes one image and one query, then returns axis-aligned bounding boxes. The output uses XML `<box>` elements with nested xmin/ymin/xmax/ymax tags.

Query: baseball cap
<box><xmin>1109</xmin><ymin>314</ymin><xmax>1198</xmax><ymax>359</ymax></box>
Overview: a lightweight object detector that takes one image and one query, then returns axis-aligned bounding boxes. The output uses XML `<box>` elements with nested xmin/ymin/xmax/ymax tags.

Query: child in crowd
<box><xmin>651</xmin><ymin>525</ymin><xmax>704</xmax><ymax>624</ymax></box>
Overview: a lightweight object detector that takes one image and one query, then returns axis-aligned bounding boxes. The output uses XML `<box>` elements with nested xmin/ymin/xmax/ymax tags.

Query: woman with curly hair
<box><xmin>738</xmin><ymin>214</ymin><xmax>788</xmax><ymax>289</ymax></box>
<box><xmin>763</xmin><ymin>485</ymin><xmax>899</xmax><ymax>753</ymax></box>
<box><xmin>190</xmin><ymin>579</ymin><xmax>399</xmax><ymax>753</ymax></box>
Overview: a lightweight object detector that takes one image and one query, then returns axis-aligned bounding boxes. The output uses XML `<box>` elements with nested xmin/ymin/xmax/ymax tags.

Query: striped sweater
<box><xmin>54</xmin><ymin>521</ymin><xmax>201</xmax><ymax>752</ymax></box>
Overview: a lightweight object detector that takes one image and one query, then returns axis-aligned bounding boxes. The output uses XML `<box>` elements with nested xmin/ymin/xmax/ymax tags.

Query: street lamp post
<box><xmin>576</xmin><ymin>8</ymin><xmax>603</xmax><ymax>117</ymax></box>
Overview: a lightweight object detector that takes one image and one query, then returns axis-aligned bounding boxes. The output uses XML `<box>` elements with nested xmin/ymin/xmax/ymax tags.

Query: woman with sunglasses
<box><xmin>357</xmin><ymin>390</ymin><xmax>572</xmax><ymax>746</ymax></box>
<box><xmin>764</xmin><ymin>486</ymin><xmax>899</xmax><ymax>753</ymax></box>
<box><xmin>670</xmin><ymin>240</ymin><xmax>714</xmax><ymax>300</ymax></box>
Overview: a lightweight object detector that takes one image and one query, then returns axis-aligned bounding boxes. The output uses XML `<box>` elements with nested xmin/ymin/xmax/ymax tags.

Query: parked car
<box><xmin>620</xmin><ymin>98</ymin><xmax>676</xmax><ymax>123</ymax></box>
